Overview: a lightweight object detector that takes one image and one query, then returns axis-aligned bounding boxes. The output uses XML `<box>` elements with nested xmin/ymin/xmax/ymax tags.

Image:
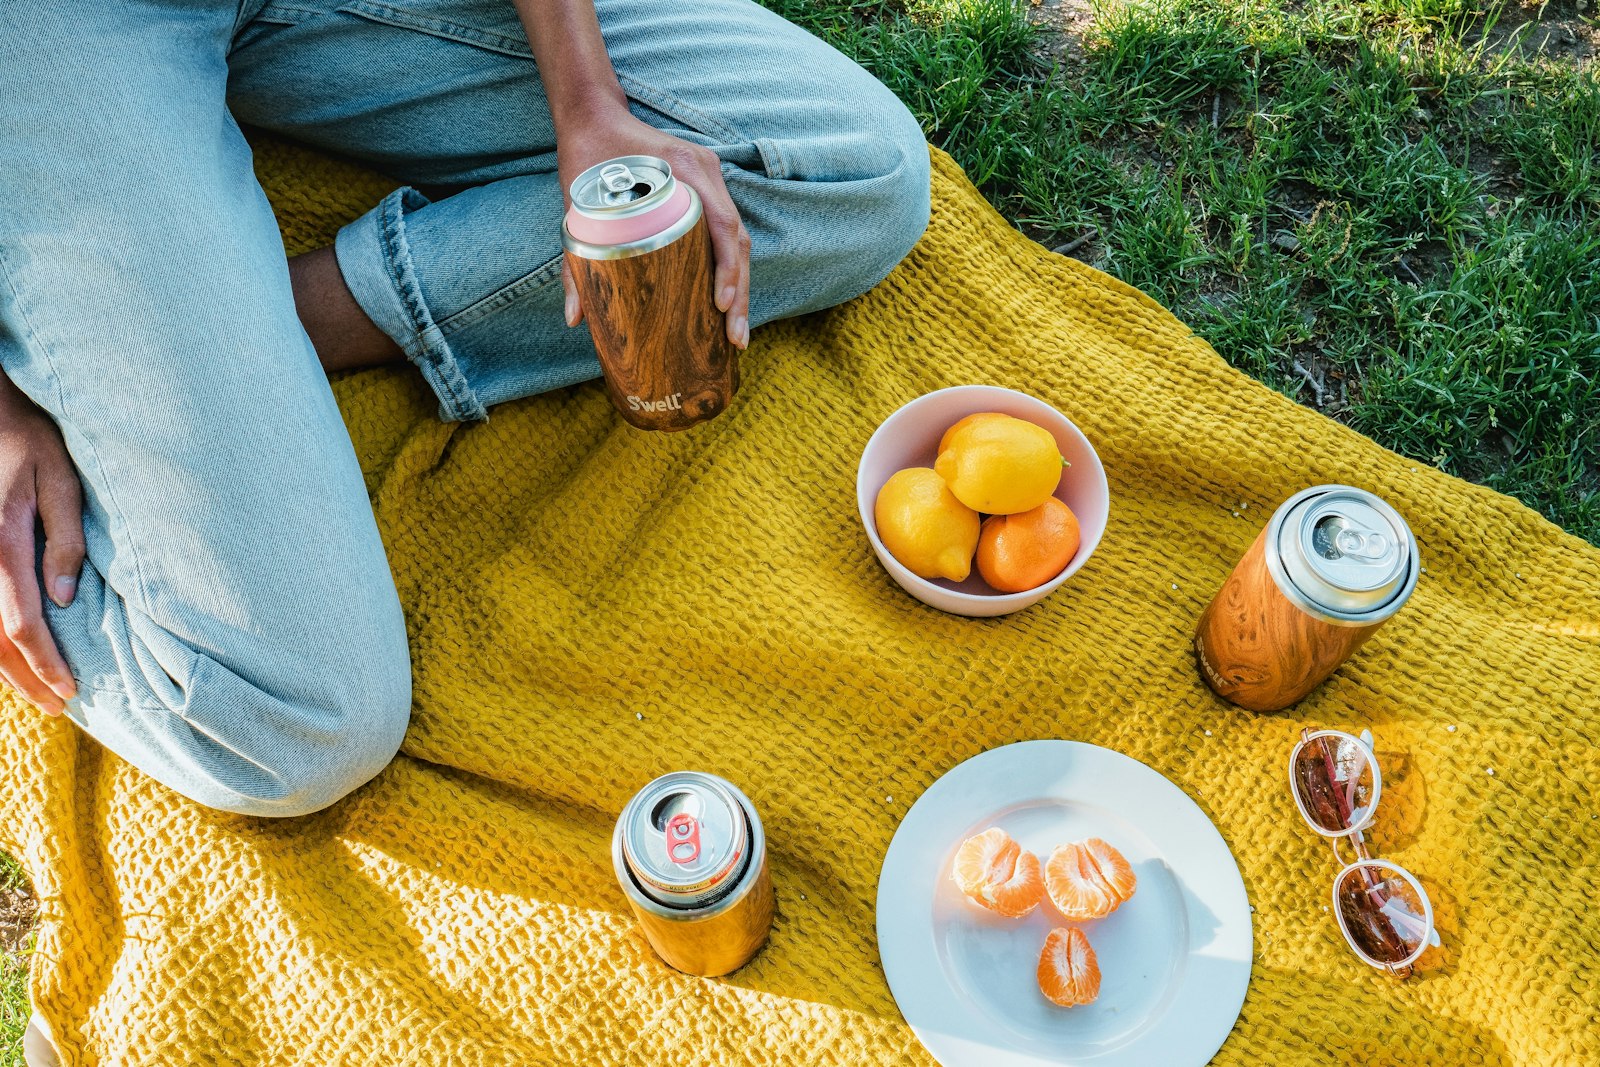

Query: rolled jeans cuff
<box><xmin>334</xmin><ymin>186</ymin><xmax>488</xmax><ymax>423</ymax></box>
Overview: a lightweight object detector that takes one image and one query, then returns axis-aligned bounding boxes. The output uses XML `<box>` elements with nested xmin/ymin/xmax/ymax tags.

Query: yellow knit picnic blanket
<box><xmin>3</xmin><ymin>136</ymin><xmax>1599</xmax><ymax>1067</ymax></box>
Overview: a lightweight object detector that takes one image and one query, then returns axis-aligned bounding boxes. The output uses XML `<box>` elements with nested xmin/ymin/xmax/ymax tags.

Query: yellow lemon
<box><xmin>935</xmin><ymin>413</ymin><xmax>1064</xmax><ymax>515</ymax></box>
<box><xmin>874</xmin><ymin>467</ymin><xmax>981</xmax><ymax>581</ymax></box>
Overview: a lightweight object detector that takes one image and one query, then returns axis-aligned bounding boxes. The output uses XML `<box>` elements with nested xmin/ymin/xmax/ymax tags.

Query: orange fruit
<box><xmin>1043</xmin><ymin>838</ymin><xmax>1137</xmax><ymax>921</ymax></box>
<box><xmin>950</xmin><ymin>828</ymin><xmax>1045</xmax><ymax>918</ymax></box>
<box><xmin>1038</xmin><ymin>927</ymin><xmax>1101</xmax><ymax>1007</ymax></box>
<box><xmin>975</xmin><ymin>498</ymin><xmax>1082</xmax><ymax>593</ymax></box>
<box><xmin>934</xmin><ymin>413</ymin><xmax>1065</xmax><ymax>515</ymax></box>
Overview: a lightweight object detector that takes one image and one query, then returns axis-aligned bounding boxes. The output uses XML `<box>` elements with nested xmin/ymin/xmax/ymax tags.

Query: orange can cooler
<box><xmin>612</xmin><ymin>771</ymin><xmax>775</xmax><ymax>977</ymax></box>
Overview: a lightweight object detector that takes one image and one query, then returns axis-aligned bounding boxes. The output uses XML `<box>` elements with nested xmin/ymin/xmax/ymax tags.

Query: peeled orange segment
<box><xmin>952</xmin><ymin>828</ymin><xmax>1018</xmax><ymax>895</ymax></box>
<box><xmin>1044</xmin><ymin>838</ymin><xmax>1138</xmax><ymax>921</ymax></box>
<box><xmin>984</xmin><ymin>849</ymin><xmax>1045</xmax><ymax>917</ymax></box>
<box><xmin>1038</xmin><ymin>927</ymin><xmax>1101</xmax><ymax>1007</ymax></box>
<box><xmin>951</xmin><ymin>828</ymin><xmax>1044</xmax><ymax>916</ymax></box>
<box><xmin>1083</xmin><ymin>837</ymin><xmax>1137</xmax><ymax>902</ymax></box>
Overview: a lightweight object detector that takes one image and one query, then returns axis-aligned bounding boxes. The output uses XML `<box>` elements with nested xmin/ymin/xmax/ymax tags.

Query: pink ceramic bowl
<box><xmin>856</xmin><ymin>385</ymin><xmax>1109</xmax><ymax>617</ymax></box>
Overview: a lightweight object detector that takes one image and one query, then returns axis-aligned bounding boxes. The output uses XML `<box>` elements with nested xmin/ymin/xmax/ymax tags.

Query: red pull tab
<box><xmin>664</xmin><ymin>813</ymin><xmax>701</xmax><ymax>865</ymax></box>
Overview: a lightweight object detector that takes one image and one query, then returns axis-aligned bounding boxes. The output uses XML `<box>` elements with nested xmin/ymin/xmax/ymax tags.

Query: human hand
<box><xmin>558</xmin><ymin>108</ymin><xmax>751</xmax><ymax>351</ymax></box>
<box><xmin>0</xmin><ymin>372</ymin><xmax>83</xmax><ymax>715</ymax></box>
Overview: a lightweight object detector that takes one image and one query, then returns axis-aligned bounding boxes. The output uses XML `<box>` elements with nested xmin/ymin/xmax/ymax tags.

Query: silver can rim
<box><xmin>562</xmin><ymin>182</ymin><xmax>702</xmax><ymax>261</ymax></box>
<box><xmin>619</xmin><ymin>770</ymin><xmax>747</xmax><ymax>906</ymax></box>
<box><xmin>612</xmin><ymin>773</ymin><xmax>766</xmax><ymax>917</ymax></box>
<box><xmin>1264</xmin><ymin>484</ymin><xmax>1421</xmax><ymax>625</ymax></box>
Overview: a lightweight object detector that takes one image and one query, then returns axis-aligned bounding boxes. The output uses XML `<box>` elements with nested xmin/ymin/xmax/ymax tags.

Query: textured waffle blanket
<box><xmin>3</xmin><ymin>137</ymin><xmax>1599</xmax><ymax>1066</ymax></box>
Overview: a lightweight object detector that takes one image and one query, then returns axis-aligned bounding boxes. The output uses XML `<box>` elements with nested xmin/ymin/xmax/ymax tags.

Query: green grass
<box><xmin>1</xmin><ymin>853</ymin><xmax>29</xmax><ymax>1067</ymax></box>
<box><xmin>764</xmin><ymin>0</ymin><xmax>1600</xmax><ymax>543</ymax></box>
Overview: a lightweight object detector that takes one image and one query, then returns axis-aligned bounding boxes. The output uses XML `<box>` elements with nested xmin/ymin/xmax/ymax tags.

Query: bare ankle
<box><xmin>288</xmin><ymin>245</ymin><xmax>405</xmax><ymax>374</ymax></box>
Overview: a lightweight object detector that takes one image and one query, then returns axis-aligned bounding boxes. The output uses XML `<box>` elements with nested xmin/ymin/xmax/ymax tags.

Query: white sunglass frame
<box><xmin>1331</xmin><ymin>858</ymin><xmax>1436</xmax><ymax>973</ymax></box>
<box><xmin>1287</xmin><ymin>728</ymin><xmax>1383</xmax><ymax>838</ymax></box>
<box><xmin>1287</xmin><ymin>727</ymin><xmax>1439</xmax><ymax>977</ymax></box>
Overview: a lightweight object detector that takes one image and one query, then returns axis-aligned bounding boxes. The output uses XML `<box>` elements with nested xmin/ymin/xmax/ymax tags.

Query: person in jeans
<box><xmin>0</xmin><ymin>1</ymin><xmax>930</xmax><ymax>822</ymax></box>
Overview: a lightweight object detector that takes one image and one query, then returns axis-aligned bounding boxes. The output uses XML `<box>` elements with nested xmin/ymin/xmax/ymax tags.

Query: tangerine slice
<box><xmin>1083</xmin><ymin>838</ymin><xmax>1137</xmax><ymax>902</ymax></box>
<box><xmin>1043</xmin><ymin>838</ymin><xmax>1137</xmax><ymax>921</ymax></box>
<box><xmin>951</xmin><ymin>828</ymin><xmax>1044</xmax><ymax>917</ymax></box>
<box><xmin>1038</xmin><ymin>927</ymin><xmax>1101</xmax><ymax>1007</ymax></box>
<box><xmin>985</xmin><ymin>849</ymin><xmax>1044</xmax><ymax>917</ymax></box>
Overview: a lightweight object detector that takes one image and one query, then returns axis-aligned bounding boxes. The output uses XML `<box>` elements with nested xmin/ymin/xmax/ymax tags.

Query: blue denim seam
<box><xmin>245</xmin><ymin>1</ymin><xmax>327</xmax><ymax>27</ymax></box>
<box><xmin>751</xmin><ymin>137</ymin><xmax>791</xmax><ymax>181</ymax></box>
<box><xmin>375</xmin><ymin>187</ymin><xmax>488</xmax><ymax>422</ymax></box>
<box><xmin>435</xmin><ymin>252</ymin><xmax>563</xmax><ymax>336</ymax></box>
<box><xmin>0</xmin><ymin>246</ymin><xmax>155</xmax><ymax>612</ymax></box>
<box><xmin>77</xmin><ymin>658</ymin><xmax>300</xmax><ymax>805</ymax></box>
<box><xmin>334</xmin><ymin>1</ymin><xmax>534</xmax><ymax>58</ymax></box>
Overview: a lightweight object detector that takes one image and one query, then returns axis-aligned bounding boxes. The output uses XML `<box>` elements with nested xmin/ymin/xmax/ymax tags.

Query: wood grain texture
<box><xmin>630</xmin><ymin>856</ymin><xmax>775</xmax><ymax>977</ymax></box>
<box><xmin>566</xmin><ymin>214</ymin><xmax>740</xmax><ymax>432</ymax></box>
<box><xmin>1193</xmin><ymin>525</ymin><xmax>1383</xmax><ymax>712</ymax></box>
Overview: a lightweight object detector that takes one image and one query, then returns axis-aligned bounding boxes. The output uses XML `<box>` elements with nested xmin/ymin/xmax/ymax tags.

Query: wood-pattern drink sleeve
<box><xmin>1194</xmin><ymin>526</ymin><xmax>1382</xmax><ymax>712</ymax></box>
<box><xmin>565</xmin><ymin>213</ymin><xmax>740</xmax><ymax>432</ymax></box>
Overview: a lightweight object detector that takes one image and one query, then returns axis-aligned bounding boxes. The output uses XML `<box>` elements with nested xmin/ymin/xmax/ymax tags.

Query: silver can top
<box><xmin>1270</xmin><ymin>486</ymin><xmax>1419</xmax><ymax>621</ymax></box>
<box><xmin>618</xmin><ymin>771</ymin><xmax>750</xmax><ymax>909</ymax></box>
<box><xmin>568</xmin><ymin>155</ymin><xmax>676</xmax><ymax>219</ymax></box>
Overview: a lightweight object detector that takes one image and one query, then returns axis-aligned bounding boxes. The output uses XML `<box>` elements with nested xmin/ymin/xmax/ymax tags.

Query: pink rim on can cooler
<box><xmin>564</xmin><ymin>156</ymin><xmax>696</xmax><ymax>246</ymax></box>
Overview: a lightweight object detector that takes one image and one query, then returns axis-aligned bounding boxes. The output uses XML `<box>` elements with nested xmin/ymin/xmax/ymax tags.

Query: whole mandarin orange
<box><xmin>975</xmin><ymin>498</ymin><xmax>1081</xmax><ymax>593</ymax></box>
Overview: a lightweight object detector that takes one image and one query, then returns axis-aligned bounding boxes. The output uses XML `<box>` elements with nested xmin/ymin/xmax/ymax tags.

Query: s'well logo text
<box><xmin>627</xmin><ymin>393</ymin><xmax>683</xmax><ymax>413</ymax></box>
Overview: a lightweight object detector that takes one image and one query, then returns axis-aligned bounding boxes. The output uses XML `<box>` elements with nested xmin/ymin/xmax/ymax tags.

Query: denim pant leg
<box><xmin>0</xmin><ymin>2</ymin><xmax>411</xmax><ymax>817</ymax></box>
<box><xmin>226</xmin><ymin>0</ymin><xmax>931</xmax><ymax>423</ymax></box>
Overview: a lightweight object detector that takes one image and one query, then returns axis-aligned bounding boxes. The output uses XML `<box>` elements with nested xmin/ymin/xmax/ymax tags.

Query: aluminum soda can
<box><xmin>612</xmin><ymin>771</ymin><xmax>775</xmax><ymax>976</ymax></box>
<box><xmin>1194</xmin><ymin>485</ymin><xmax>1420</xmax><ymax>712</ymax></box>
<box><xmin>562</xmin><ymin>155</ymin><xmax>740</xmax><ymax>432</ymax></box>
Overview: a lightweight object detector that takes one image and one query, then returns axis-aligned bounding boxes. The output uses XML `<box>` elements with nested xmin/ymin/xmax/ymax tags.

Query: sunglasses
<box><xmin>1288</xmin><ymin>728</ymin><xmax>1442</xmax><ymax>977</ymax></box>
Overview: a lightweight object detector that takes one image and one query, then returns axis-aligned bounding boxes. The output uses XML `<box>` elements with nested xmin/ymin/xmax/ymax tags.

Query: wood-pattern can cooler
<box><xmin>612</xmin><ymin>771</ymin><xmax>775</xmax><ymax>977</ymax></box>
<box><xmin>562</xmin><ymin>155</ymin><xmax>740</xmax><ymax>432</ymax></box>
<box><xmin>1194</xmin><ymin>485</ymin><xmax>1420</xmax><ymax>712</ymax></box>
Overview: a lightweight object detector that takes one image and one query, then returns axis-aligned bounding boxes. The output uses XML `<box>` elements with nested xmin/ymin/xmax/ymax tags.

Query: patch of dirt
<box><xmin>1</xmin><ymin>883</ymin><xmax>36</xmax><ymax>957</ymax></box>
<box><xmin>1472</xmin><ymin>3</ymin><xmax>1598</xmax><ymax>65</ymax></box>
<box><xmin>1027</xmin><ymin>0</ymin><xmax>1096</xmax><ymax>72</ymax></box>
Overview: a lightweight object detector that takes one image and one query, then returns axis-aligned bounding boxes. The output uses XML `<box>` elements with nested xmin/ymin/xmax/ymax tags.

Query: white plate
<box><xmin>877</xmin><ymin>741</ymin><xmax>1252</xmax><ymax>1067</ymax></box>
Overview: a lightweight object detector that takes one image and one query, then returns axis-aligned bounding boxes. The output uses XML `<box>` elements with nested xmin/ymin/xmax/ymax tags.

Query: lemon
<box><xmin>934</xmin><ymin>413</ymin><xmax>1064</xmax><ymax>515</ymax></box>
<box><xmin>875</xmin><ymin>468</ymin><xmax>981</xmax><ymax>581</ymax></box>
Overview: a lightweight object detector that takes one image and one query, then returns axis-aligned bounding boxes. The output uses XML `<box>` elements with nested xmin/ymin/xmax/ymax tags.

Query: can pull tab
<box><xmin>664</xmin><ymin>813</ymin><xmax>701</xmax><ymax>865</ymax></box>
<box><xmin>600</xmin><ymin>163</ymin><xmax>637</xmax><ymax>193</ymax></box>
<box><xmin>1332</xmin><ymin>521</ymin><xmax>1390</xmax><ymax>561</ymax></box>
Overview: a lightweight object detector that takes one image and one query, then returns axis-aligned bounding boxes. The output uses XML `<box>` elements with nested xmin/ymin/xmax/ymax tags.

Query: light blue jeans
<box><xmin>0</xmin><ymin>0</ymin><xmax>930</xmax><ymax>816</ymax></box>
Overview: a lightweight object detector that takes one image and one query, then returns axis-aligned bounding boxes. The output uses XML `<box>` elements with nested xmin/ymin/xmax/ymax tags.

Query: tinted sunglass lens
<box><xmin>1292</xmin><ymin>733</ymin><xmax>1375</xmax><ymax>834</ymax></box>
<box><xmin>1334</xmin><ymin>862</ymin><xmax>1430</xmax><ymax>968</ymax></box>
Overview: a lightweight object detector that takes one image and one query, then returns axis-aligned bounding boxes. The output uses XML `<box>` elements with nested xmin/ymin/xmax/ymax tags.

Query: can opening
<box><xmin>651</xmin><ymin>790</ymin><xmax>703</xmax><ymax>832</ymax></box>
<box><xmin>602</xmin><ymin>182</ymin><xmax>653</xmax><ymax>205</ymax></box>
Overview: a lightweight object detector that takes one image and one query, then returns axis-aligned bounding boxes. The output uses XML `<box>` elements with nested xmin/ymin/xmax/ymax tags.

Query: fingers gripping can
<box><xmin>562</xmin><ymin>156</ymin><xmax>741</xmax><ymax>432</ymax></box>
<box><xmin>1194</xmin><ymin>485</ymin><xmax>1420</xmax><ymax>712</ymax></box>
<box><xmin>612</xmin><ymin>771</ymin><xmax>775</xmax><ymax>976</ymax></box>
